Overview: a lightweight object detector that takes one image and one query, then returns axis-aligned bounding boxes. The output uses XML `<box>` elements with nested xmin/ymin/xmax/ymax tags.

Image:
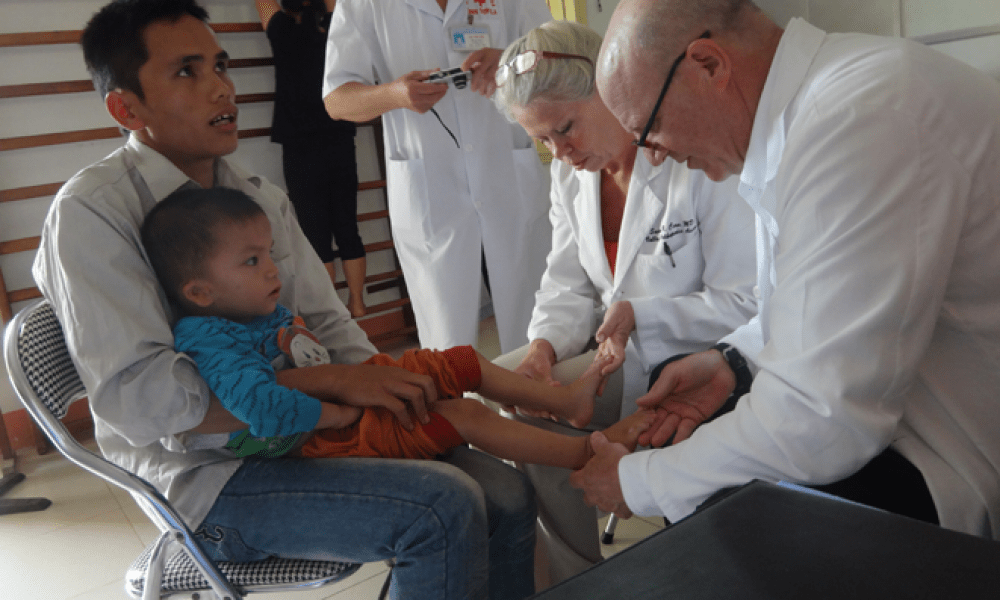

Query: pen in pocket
<box><xmin>663</xmin><ymin>241</ymin><xmax>676</xmax><ymax>267</ymax></box>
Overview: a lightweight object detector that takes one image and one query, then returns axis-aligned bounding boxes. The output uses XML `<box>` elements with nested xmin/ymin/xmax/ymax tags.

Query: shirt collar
<box><xmin>740</xmin><ymin>18</ymin><xmax>826</xmax><ymax>195</ymax></box>
<box><xmin>123</xmin><ymin>135</ymin><xmax>261</xmax><ymax>201</ymax></box>
<box><xmin>124</xmin><ymin>134</ymin><xmax>198</xmax><ymax>201</ymax></box>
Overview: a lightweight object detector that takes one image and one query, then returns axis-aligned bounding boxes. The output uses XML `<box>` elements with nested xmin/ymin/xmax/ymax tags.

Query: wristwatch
<box><xmin>712</xmin><ymin>342</ymin><xmax>753</xmax><ymax>399</ymax></box>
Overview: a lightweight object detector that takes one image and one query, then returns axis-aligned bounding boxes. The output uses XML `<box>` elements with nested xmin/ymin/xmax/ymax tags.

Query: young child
<box><xmin>141</xmin><ymin>186</ymin><xmax>652</xmax><ymax>469</ymax></box>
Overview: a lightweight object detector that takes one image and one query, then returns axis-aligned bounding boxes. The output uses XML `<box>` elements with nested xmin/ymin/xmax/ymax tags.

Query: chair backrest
<box><xmin>2</xmin><ymin>299</ymin><xmax>182</xmax><ymax>512</ymax></box>
<box><xmin>3</xmin><ymin>299</ymin><xmax>246</xmax><ymax>599</ymax></box>
<box><xmin>7</xmin><ymin>299</ymin><xmax>86</xmax><ymax>418</ymax></box>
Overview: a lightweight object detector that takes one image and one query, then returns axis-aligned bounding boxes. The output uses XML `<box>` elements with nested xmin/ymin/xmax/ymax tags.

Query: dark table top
<box><xmin>531</xmin><ymin>480</ymin><xmax>1000</xmax><ymax>599</ymax></box>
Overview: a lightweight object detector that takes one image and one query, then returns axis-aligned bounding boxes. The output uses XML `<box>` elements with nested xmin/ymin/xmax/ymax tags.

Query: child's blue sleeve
<box><xmin>175</xmin><ymin>318</ymin><xmax>322</xmax><ymax>437</ymax></box>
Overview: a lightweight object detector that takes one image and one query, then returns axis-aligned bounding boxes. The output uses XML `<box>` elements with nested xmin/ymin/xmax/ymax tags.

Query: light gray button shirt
<box><xmin>33</xmin><ymin>136</ymin><xmax>377</xmax><ymax>528</ymax></box>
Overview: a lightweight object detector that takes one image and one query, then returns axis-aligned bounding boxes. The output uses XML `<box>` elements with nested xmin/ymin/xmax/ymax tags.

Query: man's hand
<box><xmin>460</xmin><ymin>48</ymin><xmax>502</xmax><ymax>96</ymax></box>
<box><xmin>569</xmin><ymin>431</ymin><xmax>633</xmax><ymax>518</ymax></box>
<box><xmin>637</xmin><ymin>349</ymin><xmax>735</xmax><ymax>447</ymax></box>
<box><xmin>514</xmin><ymin>339</ymin><xmax>558</xmax><ymax>385</ymax></box>
<box><xmin>393</xmin><ymin>70</ymin><xmax>449</xmax><ymax>114</ymax></box>
<box><xmin>277</xmin><ymin>363</ymin><xmax>437</xmax><ymax>431</ymax></box>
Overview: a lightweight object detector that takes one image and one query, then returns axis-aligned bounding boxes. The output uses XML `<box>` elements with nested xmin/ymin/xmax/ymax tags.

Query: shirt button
<box><xmin>753</xmin><ymin>285</ymin><xmax>761</xmax><ymax>299</ymax></box>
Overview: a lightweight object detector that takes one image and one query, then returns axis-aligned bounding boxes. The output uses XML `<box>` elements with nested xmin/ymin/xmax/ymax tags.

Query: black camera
<box><xmin>426</xmin><ymin>67</ymin><xmax>471</xmax><ymax>89</ymax></box>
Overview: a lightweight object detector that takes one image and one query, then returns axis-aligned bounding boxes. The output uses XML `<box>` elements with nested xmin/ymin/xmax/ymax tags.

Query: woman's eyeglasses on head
<box><xmin>495</xmin><ymin>50</ymin><xmax>594</xmax><ymax>87</ymax></box>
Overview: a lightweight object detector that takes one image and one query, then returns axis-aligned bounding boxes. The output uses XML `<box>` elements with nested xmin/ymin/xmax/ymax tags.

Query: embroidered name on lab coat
<box><xmin>645</xmin><ymin>219</ymin><xmax>700</xmax><ymax>243</ymax></box>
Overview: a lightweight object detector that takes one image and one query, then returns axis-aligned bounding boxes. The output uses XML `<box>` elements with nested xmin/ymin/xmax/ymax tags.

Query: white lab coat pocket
<box><xmin>631</xmin><ymin>232</ymin><xmax>702</xmax><ymax>296</ymax></box>
<box><xmin>385</xmin><ymin>155</ymin><xmax>431</xmax><ymax>239</ymax></box>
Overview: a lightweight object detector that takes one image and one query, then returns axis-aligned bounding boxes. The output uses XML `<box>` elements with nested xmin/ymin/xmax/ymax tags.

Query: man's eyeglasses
<box><xmin>633</xmin><ymin>31</ymin><xmax>711</xmax><ymax>149</ymax></box>
<box><xmin>495</xmin><ymin>50</ymin><xmax>593</xmax><ymax>87</ymax></box>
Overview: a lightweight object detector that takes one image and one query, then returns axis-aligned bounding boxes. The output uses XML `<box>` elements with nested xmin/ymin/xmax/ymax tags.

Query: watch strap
<box><xmin>712</xmin><ymin>342</ymin><xmax>753</xmax><ymax>399</ymax></box>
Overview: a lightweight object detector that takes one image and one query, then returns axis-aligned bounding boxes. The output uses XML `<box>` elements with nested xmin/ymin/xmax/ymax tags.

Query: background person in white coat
<box><xmin>322</xmin><ymin>0</ymin><xmax>552</xmax><ymax>353</ymax></box>
<box><xmin>489</xmin><ymin>20</ymin><xmax>757</xmax><ymax>584</ymax></box>
<box><xmin>575</xmin><ymin>0</ymin><xmax>1000</xmax><ymax>538</ymax></box>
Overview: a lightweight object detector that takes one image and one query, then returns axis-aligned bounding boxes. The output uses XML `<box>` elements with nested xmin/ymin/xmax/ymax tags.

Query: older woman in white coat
<box><xmin>487</xmin><ymin>20</ymin><xmax>757</xmax><ymax>585</ymax></box>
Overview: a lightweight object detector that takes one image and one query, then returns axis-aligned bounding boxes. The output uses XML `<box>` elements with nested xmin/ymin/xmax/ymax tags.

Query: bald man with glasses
<box><xmin>574</xmin><ymin>0</ymin><xmax>1000</xmax><ymax>541</ymax></box>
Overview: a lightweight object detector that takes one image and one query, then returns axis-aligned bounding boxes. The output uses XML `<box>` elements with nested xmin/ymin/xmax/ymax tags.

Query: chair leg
<box><xmin>0</xmin><ymin>472</ymin><xmax>52</xmax><ymax>515</ymax></box>
<box><xmin>378</xmin><ymin>560</ymin><xmax>394</xmax><ymax>600</ymax></box>
<box><xmin>0</xmin><ymin>413</ymin><xmax>51</xmax><ymax>515</ymax></box>
<box><xmin>601</xmin><ymin>514</ymin><xmax>618</xmax><ymax>545</ymax></box>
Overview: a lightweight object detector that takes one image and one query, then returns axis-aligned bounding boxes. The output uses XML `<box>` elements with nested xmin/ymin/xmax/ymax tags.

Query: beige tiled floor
<box><xmin>0</xmin><ymin>317</ymin><xmax>663</xmax><ymax>599</ymax></box>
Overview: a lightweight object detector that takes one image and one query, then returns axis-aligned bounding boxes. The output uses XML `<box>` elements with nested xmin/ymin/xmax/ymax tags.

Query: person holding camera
<box><xmin>256</xmin><ymin>0</ymin><xmax>367</xmax><ymax>318</ymax></box>
<box><xmin>322</xmin><ymin>0</ymin><xmax>553</xmax><ymax>356</ymax></box>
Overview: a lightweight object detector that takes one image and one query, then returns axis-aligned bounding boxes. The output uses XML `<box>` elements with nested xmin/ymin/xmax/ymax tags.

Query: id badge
<box><xmin>449</xmin><ymin>24</ymin><xmax>492</xmax><ymax>52</ymax></box>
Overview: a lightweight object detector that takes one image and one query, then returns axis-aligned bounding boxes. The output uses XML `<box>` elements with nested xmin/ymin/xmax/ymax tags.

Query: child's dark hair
<box><xmin>81</xmin><ymin>0</ymin><xmax>210</xmax><ymax>100</ymax></box>
<box><xmin>141</xmin><ymin>187</ymin><xmax>265</xmax><ymax>306</ymax></box>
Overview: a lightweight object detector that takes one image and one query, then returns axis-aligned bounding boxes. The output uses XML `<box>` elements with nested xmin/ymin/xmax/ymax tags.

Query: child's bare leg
<box><xmin>474</xmin><ymin>352</ymin><xmax>609</xmax><ymax>429</ymax></box>
<box><xmin>434</xmin><ymin>397</ymin><xmax>594</xmax><ymax>469</ymax></box>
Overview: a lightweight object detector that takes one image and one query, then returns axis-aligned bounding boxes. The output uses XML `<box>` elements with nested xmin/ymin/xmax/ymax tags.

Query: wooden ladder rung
<box><xmin>357</xmin><ymin>208</ymin><xmax>389</xmax><ymax>222</ymax></box>
<box><xmin>334</xmin><ymin>269</ymin><xmax>403</xmax><ymax>291</ymax></box>
<box><xmin>367</xmin><ymin>325</ymin><xmax>419</xmax><ymax>348</ymax></box>
<box><xmin>363</xmin><ymin>297</ymin><xmax>411</xmax><ymax>316</ymax></box>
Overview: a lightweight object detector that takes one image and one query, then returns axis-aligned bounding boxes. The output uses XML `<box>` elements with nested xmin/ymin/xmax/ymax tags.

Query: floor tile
<box><xmin>597</xmin><ymin>514</ymin><xmax>664</xmax><ymax>559</ymax></box>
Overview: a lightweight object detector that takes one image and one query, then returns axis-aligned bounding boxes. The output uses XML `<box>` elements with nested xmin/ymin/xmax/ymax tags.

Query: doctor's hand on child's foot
<box><xmin>598</xmin><ymin>409</ymin><xmax>655</xmax><ymax>453</ymax></box>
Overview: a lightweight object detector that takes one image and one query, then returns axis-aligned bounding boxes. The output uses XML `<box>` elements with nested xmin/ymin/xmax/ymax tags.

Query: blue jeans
<box><xmin>194</xmin><ymin>446</ymin><xmax>536</xmax><ymax>600</ymax></box>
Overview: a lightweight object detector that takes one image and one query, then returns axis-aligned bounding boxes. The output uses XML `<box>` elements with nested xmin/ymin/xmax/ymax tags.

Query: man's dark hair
<box><xmin>81</xmin><ymin>0</ymin><xmax>210</xmax><ymax>100</ymax></box>
<box><xmin>141</xmin><ymin>187</ymin><xmax>265</xmax><ymax>307</ymax></box>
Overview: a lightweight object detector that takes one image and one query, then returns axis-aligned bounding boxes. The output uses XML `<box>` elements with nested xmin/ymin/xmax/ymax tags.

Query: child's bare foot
<box><xmin>562</xmin><ymin>353</ymin><xmax>614</xmax><ymax>428</ymax></box>
<box><xmin>598</xmin><ymin>410</ymin><xmax>655</xmax><ymax>453</ymax></box>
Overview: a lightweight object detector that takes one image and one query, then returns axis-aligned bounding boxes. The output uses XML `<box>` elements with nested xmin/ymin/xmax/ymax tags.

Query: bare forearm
<box><xmin>186</xmin><ymin>396</ymin><xmax>247</xmax><ymax>434</ymax></box>
<box><xmin>324</xmin><ymin>82</ymin><xmax>402</xmax><ymax>122</ymax></box>
<box><xmin>276</xmin><ymin>363</ymin><xmax>351</xmax><ymax>401</ymax></box>
<box><xmin>187</xmin><ymin>369</ymin><xmax>360</xmax><ymax>436</ymax></box>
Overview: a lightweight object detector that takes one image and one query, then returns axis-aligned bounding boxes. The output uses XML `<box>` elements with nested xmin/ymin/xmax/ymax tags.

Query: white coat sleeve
<box><xmin>323</xmin><ymin>0</ymin><xmax>377</xmax><ymax>96</ymax></box>
<box><xmin>527</xmin><ymin>162</ymin><xmax>601</xmax><ymax>361</ymax></box>
<box><xmin>619</xmin><ymin>98</ymin><xmax>965</xmax><ymax>521</ymax></box>
<box><xmin>630</xmin><ymin>173</ymin><xmax>757</xmax><ymax>365</ymax></box>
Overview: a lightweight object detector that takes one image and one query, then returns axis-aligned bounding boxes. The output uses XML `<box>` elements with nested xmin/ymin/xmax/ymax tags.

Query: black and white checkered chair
<box><xmin>4</xmin><ymin>299</ymin><xmax>390</xmax><ymax>600</ymax></box>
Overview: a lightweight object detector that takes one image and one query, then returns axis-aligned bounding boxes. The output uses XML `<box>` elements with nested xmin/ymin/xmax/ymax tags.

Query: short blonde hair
<box><xmin>493</xmin><ymin>20</ymin><xmax>603</xmax><ymax>122</ymax></box>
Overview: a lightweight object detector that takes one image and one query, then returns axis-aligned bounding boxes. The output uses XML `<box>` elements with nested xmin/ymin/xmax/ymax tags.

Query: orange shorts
<box><xmin>300</xmin><ymin>346</ymin><xmax>481</xmax><ymax>460</ymax></box>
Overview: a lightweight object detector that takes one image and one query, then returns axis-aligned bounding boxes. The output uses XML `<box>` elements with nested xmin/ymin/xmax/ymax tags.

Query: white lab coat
<box><xmin>620</xmin><ymin>19</ymin><xmax>1000</xmax><ymax>538</ymax></box>
<box><xmin>529</xmin><ymin>155</ymin><xmax>757</xmax><ymax>415</ymax></box>
<box><xmin>323</xmin><ymin>0</ymin><xmax>552</xmax><ymax>352</ymax></box>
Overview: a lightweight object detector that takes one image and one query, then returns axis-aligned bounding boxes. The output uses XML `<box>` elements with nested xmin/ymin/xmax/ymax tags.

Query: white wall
<box><xmin>755</xmin><ymin>0</ymin><xmax>1000</xmax><ymax>78</ymax></box>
